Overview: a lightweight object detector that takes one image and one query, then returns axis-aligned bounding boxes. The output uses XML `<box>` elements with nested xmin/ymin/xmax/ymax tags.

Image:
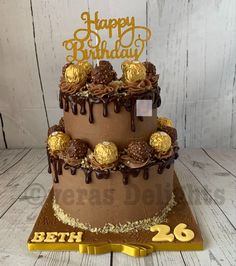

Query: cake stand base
<box><xmin>27</xmin><ymin>172</ymin><xmax>203</xmax><ymax>257</ymax></box>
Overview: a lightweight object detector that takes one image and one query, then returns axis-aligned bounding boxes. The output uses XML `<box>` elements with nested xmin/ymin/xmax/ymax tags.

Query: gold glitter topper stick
<box><xmin>63</xmin><ymin>11</ymin><xmax>152</xmax><ymax>63</ymax></box>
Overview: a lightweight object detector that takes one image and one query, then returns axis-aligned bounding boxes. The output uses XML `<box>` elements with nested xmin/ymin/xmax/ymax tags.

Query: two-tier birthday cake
<box><xmin>27</xmin><ymin>11</ymin><xmax>203</xmax><ymax>256</ymax></box>
<box><xmin>47</xmin><ymin>60</ymin><xmax>178</xmax><ymax>232</ymax></box>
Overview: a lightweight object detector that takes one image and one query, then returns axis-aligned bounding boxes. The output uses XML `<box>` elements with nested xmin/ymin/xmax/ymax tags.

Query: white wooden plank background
<box><xmin>0</xmin><ymin>148</ymin><xmax>236</xmax><ymax>265</ymax></box>
<box><xmin>0</xmin><ymin>0</ymin><xmax>236</xmax><ymax>148</ymax></box>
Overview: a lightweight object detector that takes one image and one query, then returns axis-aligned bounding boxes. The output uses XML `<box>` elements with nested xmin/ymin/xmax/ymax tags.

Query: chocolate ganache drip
<box><xmin>59</xmin><ymin>87</ymin><xmax>161</xmax><ymax>132</ymax></box>
<box><xmin>47</xmin><ymin>147</ymin><xmax>178</xmax><ymax>185</ymax></box>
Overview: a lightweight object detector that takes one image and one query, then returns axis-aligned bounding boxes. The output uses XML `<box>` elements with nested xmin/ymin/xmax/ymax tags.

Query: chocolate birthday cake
<box><xmin>46</xmin><ymin>60</ymin><xmax>179</xmax><ymax>233</ymax></box>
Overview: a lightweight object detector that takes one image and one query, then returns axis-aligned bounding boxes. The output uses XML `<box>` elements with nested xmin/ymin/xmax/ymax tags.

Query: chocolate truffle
<box><xmin>127</xmin><ymin>140</ymin><xmax>152</xmax><ymax>162</ymax></box>
<box><xmin>48</xmin><ymin>124</ymin><xmax>64</xmax><ymax>136</ymax></box>
<box><xmin>91</xmin><ymin>61</ymin><xmax>117</xmax><ymax>85</ymax></box>
<box><xmin>143</xmin><ymin>61</ymin><xmax>156</xmax><ymax>78</ymax></box>
<box><xmin>66</xmin><ymin>139</ymin><xmax>89</xmax><ymax>160</ymax></box>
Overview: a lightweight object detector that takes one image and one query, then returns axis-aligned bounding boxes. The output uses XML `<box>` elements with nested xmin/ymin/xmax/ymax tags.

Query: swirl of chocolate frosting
<box><xmin>88</xmin><ymin>83</ymin><xmax>116</xmax><ymax>98</ymax></box>
<box><xmin>124</xmin><ymin>79</ymin><xmax>152</xmax><ymax>95</ymax></box>
<box><xmin>60</xmin><ymin>78</ymin><xmax>86</xmax><ymax>95</ymax></box>
<box><xmin>150</xmin><ymin>74</ymin><xmax>159</xmax><ymax>88</ymax></box>
<box><xmin>88</xmin><ymin>153</ymin><xmax>117</xmax><ymax>170</ymax></box>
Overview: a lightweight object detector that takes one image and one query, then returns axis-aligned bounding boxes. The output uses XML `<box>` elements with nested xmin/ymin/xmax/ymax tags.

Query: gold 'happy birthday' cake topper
<box><xmin>63</xmin><ymin>11</ymin><xmax>152</xmax><ymax>63</ymax></box>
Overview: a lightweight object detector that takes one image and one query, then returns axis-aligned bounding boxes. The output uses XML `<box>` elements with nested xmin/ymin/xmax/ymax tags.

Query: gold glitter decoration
<box><xmin>78</xmin><ymin>61</ymin><xmax>92</xmax><ymax>75</ymax></box>
<box><xmin>122</xmin><ymin>60</ymin><xmax>146</xmax><ymax>83</ymax></box>
<box><xmin>64</xmin><ymin>64</ymin><xmax>87</xmax><ymax>84</ymax></box>
<box><xmin>52</xmin><ymin>193</ymin><xmax>176</xmax><ymax>234</ymax></box>
<box><xmin>149</xmin><ymin>131</ymin><xmax>172</xmax><ymax>153</ymax></box>
<box><xmin>48</xmin><ymin>132</ymin><xmax>70</xmax><ymax>154</ymax></box>
<box><xmin>94</xmin><ymin>141</ymin><xmax>118</xmax><ymax>165</ymax></box>
<box><xmin>157</xmin><ymin>117</ymin><xmax>173</xmax><ymax>129</ymax></box>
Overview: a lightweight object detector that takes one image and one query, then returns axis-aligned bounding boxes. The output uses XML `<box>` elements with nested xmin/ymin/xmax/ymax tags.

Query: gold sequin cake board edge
<box><xmin>27</xmin><ymin>172</ymin><xmax>203</xmax><ymax>257</ymax></box>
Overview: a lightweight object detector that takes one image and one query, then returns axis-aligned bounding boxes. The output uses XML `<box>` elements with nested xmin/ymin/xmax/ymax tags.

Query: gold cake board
<box><xmin>27</xmin><ymin>172</ymin><xmax>203</xmax><ymax>257</ymax></box>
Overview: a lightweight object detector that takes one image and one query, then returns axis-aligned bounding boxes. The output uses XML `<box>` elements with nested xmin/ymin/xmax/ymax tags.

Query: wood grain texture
<box><xmin>178</xmin><ymin>148</ymin><xmax>236</xmax><ymax>228</ymax></box>
<box><xmin>175</xmin><ymin>160</ymin><xmax>236</xmax><ymax>266</ymax></box>
<box><xmin>0</xmin><ymin>0</ymin><xmax>48</xmax><ymax>148</ymax></box>
<box><xmin>203</xmin><ymin>148</ymin><xmax>236</xmax><ymax>177</ymax></box>
<box><xmin>0</xmin><ymin>0</ymin><xmax>236</xmax><ymax>148</ymax></box>
<box><xmin>0</xmin><ymin>148</ymin><xmax>236</xmax><ymax>265</ymax></box>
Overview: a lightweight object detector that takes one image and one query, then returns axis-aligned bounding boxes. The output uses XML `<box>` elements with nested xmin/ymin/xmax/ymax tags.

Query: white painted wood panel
<box><xmin>0</xmin><ymin>0</ymin><xmax>48</xmax><ymax>148</ymax></box>
<box><xmin>0</xmin><ymin>0</ymin><xmax>235</xmax><ymax>148</ymax></box>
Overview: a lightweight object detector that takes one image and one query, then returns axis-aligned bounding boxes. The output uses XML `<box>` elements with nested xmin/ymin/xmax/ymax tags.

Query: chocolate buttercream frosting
<box><xmin>124</xmin><ymin>79</ymin><xmax>152</xmax><ymax>94</ymax></box>
<box><xmin>143</xmin><ymin>61</ymin><xmax>156</xmax><ymax>78</ymax></box>
<box><xmin>60</xmin><ymin>78</ymin><xmax>86</xmax><ymax>94</ymax></box>
<box><xmin>88</xmin><ymin>83</ymin><xmax>116</xmax><ymax>98</ymax></box>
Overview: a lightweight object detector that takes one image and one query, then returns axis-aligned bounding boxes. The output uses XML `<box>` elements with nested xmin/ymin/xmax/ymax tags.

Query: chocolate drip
<box><xmin>52</xmin><ymin>159</ymin><xmax>59</xmax><ymax>183</ymax></box>
<box><xmin>59</xmin><ymin>87</ymin><xmax>161</xmax><ymax>132</ymax></box>
<box><xmin>120</xmin><ymin>168</ymin><xmax>140</xmax><ymax>185</ymax></box>
<box><xmin>122</xmin><ymin>172</ymin><xmax>129</xmax><ymax>185</ymax></box>
<box><xmin>102</xmin><ymin>98</ymin><xmax>109</xmax><ymax>117</ymax></box>
<box><xmin>130</xmin><ymin>98</ymin><xmax>136</xmax><ymax>132</ymax></box>
<box><xmin>88</xmin><ymin>99</ymin><xmax>94</xmax><ymax>123</ymax></box>
<box><xmin>64</xmin><ymin>98</ymin><xmax>69</xmax><ymax>112</ymax></box>
<box><xmin>114</xmin><ymin>98</ymin><xmax>121</xmax><ymax>113</ymax></box>
<box><xmin>70</xmin><ymin>96</ymin><xmax>78</xmax><ymax>115</ymax></box>
<box><xmin>83</xmin><ymin>168</ymin><xmax>92</xmax><ymax>184</ymax></box>
<box><xmin>58</xmin><ymin>160</ymin><xmax>63</xmax><ymax>175</ymax></box>
<box><xmin>143</xmin><ymin>168</ymin><xmax>149</xmax><ymax>180</ymax></box>
<box><xmin>47</xmin><ymin>146</ymin><xmax>178</xmax><ymax>185</ymax></box>
<box><xmin>79</xmin><ymin>99</ymin><xmax>86</xmax><ymax>115</ymax></box>
<box><xmin>64</xmin><ymin>164</ymin><xmax>78</xmax><ymax>175</ymax></box>
<box><xmin>95</xmin><ymin>170</ymin><xmax>110</xmax><ymax>179</ymax></box>
<box><xmin>47</xmin><ymin>149</ymin><xmax>52</xmax><ymax>174</ymax></box>
<box><xmin>59</xmin><ymin>93</ymin><xmax>63</xmax><ymax>109</ymax></box>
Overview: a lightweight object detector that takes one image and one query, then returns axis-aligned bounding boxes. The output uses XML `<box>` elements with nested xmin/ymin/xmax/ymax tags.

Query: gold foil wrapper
<box><xmin>48</xmin><ymin>132</ymin><xmax>70</xmax><ymax>154</ymax></box>
<box><xmin>94</xmin><ymin>141</ymin><xmax>118</xmax><ymax>165</ymax></box>
<box><xmin>122</xmin><ymin>60</ymin><xmax>146</xmax><ymax>83</ymax></box>
<box><xmin>149</xmin><ymin>131</ymin><xmax>172</xmax><ymax>153</ymax></box>
<box><xmin>64</xmin><ymin>64</ymin><xmax>87</xmax><ymax>84</ymax></box>
<box><xmin>157</xmin><ymin>117</ymin><xmax>174</xmax><ymax>129</ymax></box>
<box><xmin>78</xmin><ymin>61</ymin><xmax>92</xmax><ymax>75</ymax></box>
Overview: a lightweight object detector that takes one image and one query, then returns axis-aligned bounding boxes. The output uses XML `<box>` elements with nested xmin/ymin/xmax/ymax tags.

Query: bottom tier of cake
<box><xmin>51</xmin><ymin>161</ymin><xmax>175</xmax><ymax>232</ymax></box>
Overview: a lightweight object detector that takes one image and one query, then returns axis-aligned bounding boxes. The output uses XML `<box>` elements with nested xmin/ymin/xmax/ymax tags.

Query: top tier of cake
<box><xmin>59</xmin><ymin>60</ymin><xmax>160</xmax><ymax>149</ymax></box>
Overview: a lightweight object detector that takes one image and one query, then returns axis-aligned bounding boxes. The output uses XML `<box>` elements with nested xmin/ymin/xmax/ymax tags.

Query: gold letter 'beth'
<box><xmin>68</xmin><ymin>232</ymin><xmax>83</xmax><ymax>243</ymax></box>
<box><xmin>63</xmin><ymin>11</ymin><xmax>152</xmax><ymax>62</ymax></box>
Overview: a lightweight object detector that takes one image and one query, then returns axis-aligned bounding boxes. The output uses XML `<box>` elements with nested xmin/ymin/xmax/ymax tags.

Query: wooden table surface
<box><xmin>0</xmin><ymin>148</ymin><xmax>235</xmax><ymax>266</ymax></box>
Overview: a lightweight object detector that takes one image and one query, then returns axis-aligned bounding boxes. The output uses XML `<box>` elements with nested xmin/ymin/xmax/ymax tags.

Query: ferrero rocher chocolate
<box><xmin>78</xmin><ymin>61</ymin><xmax>92</xmax><ymax>75</ymax></box>
<box><xmin>157</xmin><ymin>117</ymin><xmax>174</xmax><ymax>129</ymax></box>
<box><xmin>91</xmin><ymin>61</ymin><xmax>117</xmax><ymax>85</ymax></box>
<box><xmin>127</xmin><ymin>140</ymin><xmax>152</xmax><ymax>162</ymax></box>
<box><xmin>122</xmin><ymin>60</ymin><xmax>146</xmax><ymax>83</ymax></box>
<box><xmin>149</xmin><ymin>131</ymin><xmax>172</xmax><ymax>153</ymax></box>
<box><xmin>94</xmin><ymin>141</ymin><xmax>118</xmax><ymax>165</ymax></box>
<box><xmin>64</xmin><ymin>64</ymin><xmax>87</xmax><ymax>84</ymax></box>
<box><xmin>48</xmin><ymin>132</ymin><xmax>70</xmax><ymax>154</ymax></box>
<box><xmin>65</xmin><ymin>139</ymin><xmax>89</xmax><ymax>160</ymax></box>
<box><xmin>48</xmin><ymin>124</ymin><xmax>65</xmax><ymax>136</ymax></box>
